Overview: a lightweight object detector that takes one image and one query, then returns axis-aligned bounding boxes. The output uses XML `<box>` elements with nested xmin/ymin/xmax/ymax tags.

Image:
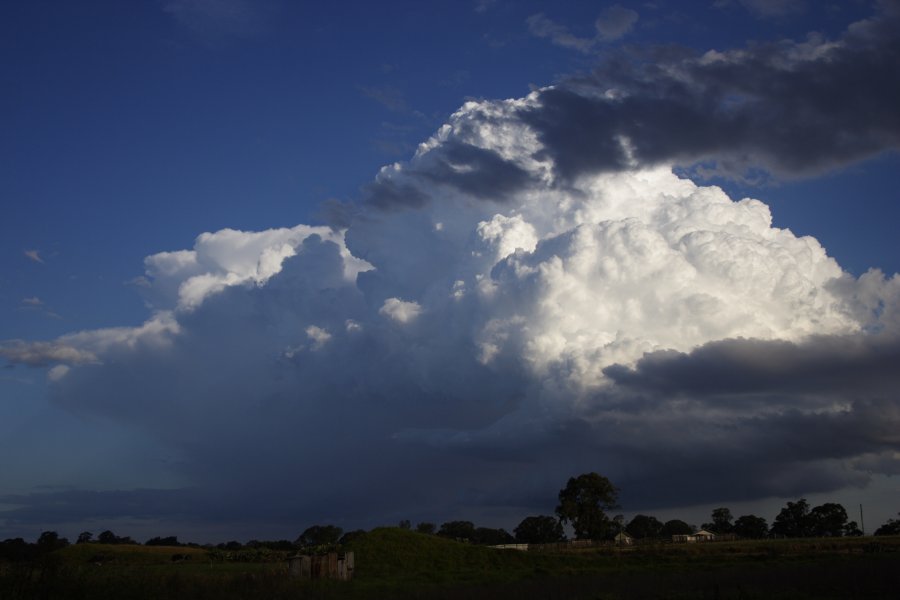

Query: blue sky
<box><xmin>2</xmin><ymin>0</ymin><xmax>899</xmax><ymax>543</ymax></box>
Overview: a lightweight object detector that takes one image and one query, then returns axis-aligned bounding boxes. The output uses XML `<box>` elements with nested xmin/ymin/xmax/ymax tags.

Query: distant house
<box><xmin>672</xmin><ymin>529</ymin><xmax>716</xmax><ymax>544</ymax></box>
<box><xmin>614</xmin><ymin>532</ymin><xmax>633</xmax><ymax>546</ymax></box>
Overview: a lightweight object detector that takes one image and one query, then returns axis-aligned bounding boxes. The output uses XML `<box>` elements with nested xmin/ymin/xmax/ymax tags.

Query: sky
<box><xmin>1</xmin><ymin>0</ymin><xmax>899</xmax><ymax>543</ymax></box>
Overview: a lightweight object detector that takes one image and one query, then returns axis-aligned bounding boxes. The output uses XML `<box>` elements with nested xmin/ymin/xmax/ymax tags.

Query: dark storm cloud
<box><xmin>522</xmin><ymin>5</ymin><xmax>900</xmax><ymax>182</ymax></box>
<box><xmin>363</xmin><ymin>140</ymin><xmax>535</xmax><ymax>209</ymax></box>
<box><xmin>604</xmin><ymin>335</ymin><xmax>900</xmax><ymax>397</ymax></box>
<box><xmin>418</xmin><ymin>141</ymin><xmax>535</xmax><ymax>199</ymax></box>
<box><xmin>363</xmin><ymin>178</ymin><xmax>429</xmax><ymax>210</ymax></box>
<box><xmin>590</xmin><ymin>334</ymin><xmax>900</xmax><ymax>508</ymax></box>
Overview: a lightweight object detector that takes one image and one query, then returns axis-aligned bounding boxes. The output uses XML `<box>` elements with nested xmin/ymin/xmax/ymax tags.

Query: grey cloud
<box><xmin>418</xmin><ymin>141</ymin><xmax>535</xmax><ymax>200</ymax></box>
<box><xmin>591</xmin><ymin>334</ymin><xmax>900</xmax><ymax>508</ymax></box>
<box><xmin>527</xmin><ymin>6</ymin><xmax>639</xmax><ymax>53</ymax></box>
<box><xmin>521</xmin><ymin>6</ymin><xmax>900</xmax><ymax>182</ymax></box>
<box><xmin>595</xmin><ymin>5</ymin><xmax>639</xmax><ymax>41</ymax></box>
<box><xmin>603</xmin><ymin>335</ymin><xmax>900</xmax><ymax>397</ymax></box>
<box><xmin>526</xmin><ymin>14</ymin><xmax>597</xmax><ymax>53</ymax></box>
<box><xmin>363</xmin><ymin>178</ymin><xmax>429</xmax><ymax>210</ymax></box>
<box><xmin>362</xmin><ymin>141</ymin><xmax>535</xmax><ymax>210</ymax></box>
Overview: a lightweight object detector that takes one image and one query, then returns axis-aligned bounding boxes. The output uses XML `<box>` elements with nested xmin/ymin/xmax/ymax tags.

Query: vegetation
<box><xmin>556</xmin><ymin>472</ymin><xmax>620</xmax><ymax>540</ymax></box>
<box><xmin>3</xmin><ymin>473</ymin><xmax>900</xmax><ymax>598</ymax></box>
<box><xmin>3</xmin><ymin>528</ymin><xmax>900</xmax><ymax>599</ymax></box>
<box><xmin>514</xmin><ymin>515</ymin><xmax>565</xmax><ymax>544</ymax></box>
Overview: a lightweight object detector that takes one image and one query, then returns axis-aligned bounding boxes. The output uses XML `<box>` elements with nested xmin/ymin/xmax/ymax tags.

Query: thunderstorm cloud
<box><xmin>2</xmin><ymin>4</ymin><xmax>900</xmax><ymax>532</ymax></box>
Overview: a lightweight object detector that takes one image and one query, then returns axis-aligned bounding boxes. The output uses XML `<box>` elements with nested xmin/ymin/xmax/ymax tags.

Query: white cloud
<box><xmin>47</xmin><ymin>365</ymin><xmax>70</xmax><ymax>382</ymax></box>
<box><xmin>305</xmin><ymin>325</ymin><xmax>332</xmax><ymax>350</ymax></box>
<box><xmin>0</xmin><ymin>341</ymin><xmax>98</xmax><ymax>367</ymax></box>
<box><xmin>23</xmin><ymin>249</ymin><xmax>44</xmax><ymax>264</ymax></box>
<box><xmin>143</xmin><ymin>225</ymin><xmax>370</xmax><ymax>311</ymax></box>
<box><xmin>379</xmin><ymin>298</ymin><xmax>423</xmax><ymax>324</ymax></box>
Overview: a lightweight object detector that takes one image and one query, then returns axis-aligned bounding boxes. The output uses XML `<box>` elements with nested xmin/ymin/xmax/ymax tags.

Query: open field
<box><xmin>2</xmin><ymin>530</ymin><xmax>899</xmax><ymax>599</ymax></box>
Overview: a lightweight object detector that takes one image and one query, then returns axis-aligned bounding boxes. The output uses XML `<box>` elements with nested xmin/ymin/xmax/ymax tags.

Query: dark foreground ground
<box><xmin>2</xmin><ymin>530</ymin><xmax>899</xmax><ymax>599</ymax></box>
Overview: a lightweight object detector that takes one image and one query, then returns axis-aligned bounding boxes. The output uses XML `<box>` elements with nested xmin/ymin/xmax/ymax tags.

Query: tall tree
<box><xmin>556</xmin><ymin>473</ymin><xmax>619</xmax><ymax>540</ymax></box>
<box><xmin>733</xmin><ymin>515</ymin><xmax>768</xmax><ymax>539</ymax></box>
<box><xmin>771</xmin><ymin>499</ymin><xmax>812</xmax><ymax>538</ymax></box>
<box><xmin>295</xmin><ymin>525</ymin><xmax>343</xmax><ymax>547</ymax></box>
<box><xmin>702</xmin><ymin>507</ymin><xmax>734</xmax><ymax>534</ymax></box>
<box><xmin>809</xmin><ymin>503</ymin><xmax>849</xmax><ymax>537</ymax></box>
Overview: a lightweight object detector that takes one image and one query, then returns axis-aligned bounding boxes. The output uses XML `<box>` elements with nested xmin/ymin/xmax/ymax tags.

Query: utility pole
<box><xmin>859</xmin><ymin>504</ymin><xmax>865</xmax><ymax>536</ymax></box>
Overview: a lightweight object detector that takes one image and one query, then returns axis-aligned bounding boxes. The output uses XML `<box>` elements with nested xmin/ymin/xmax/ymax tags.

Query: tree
<box><xmin>145</xmin><ymin>536</ymin><xmax>179</xmax><ymax>546</ymax></box>
<box><xmin>98</xmin><ymin>530</ymin><xmax>116</xmax><ymax>544</ymax></box>
<box><xmin>36</xmin><ymin>531</ymin><xmax>69</xmax><ymax>552</ymax></box>
<box><xmin>398</xmin><ymin>520</ymin><xmax>411</xmax><ymax>530</ymax></box>
<box><xmin>556</xmin><ymin>473</ymin><xmax>619</xmax><ymax>540</ymax></box>
<box><xmin>76</xmin><ymin>531</ymin><xmax>93</xmax><ymax>544</ymax></box>
<box><xmin>844</xmin><ymin>521</ymin><xmax>863</xmax><ymax>536</ymax></box>
<box><xmin>660</xmin><ymin>519</ymin><xmax>693</xmax><ymax>538</ymax></box>
<box><xmin>771</xmin><ymin>499</ymin><xmax>812</xmax><ymax>538</ymax></box>
<box><xmin>339</xmin><ymin>530</ymin><xmax>366</xmax><ymax>545</ymax></box>
<box><xmin>625</xmin><ymin>515</ymin><xmax>663</xmax><ymax>539</ymax></box>
<box><xmin>295</xmin><ymin>525</ymin><xmax>343</xmax><ymax>547</ymax></box>
<box><xmin>808</xmin><ymin>503</ymin><xmax>848</xmax><ymax>537</ymax></box>
<box><xmin>473</xmin><ymin>527</ymin><xmax>514</xmax><ymax>545</ymax></box>
<box><xmin>415</xmin><ymin>522</ymin><xmax>436</xmax><ymax>535</ymax></box>
<box><xmin>98</xmin><ymin>530</ymin><xmax>134</xmax><ymax>545</ymax></box>
<box><xmin>0</xmin><ymin>538</ymin><xmax>35</xmax><ymax>562</ymax></box>
<box><xmin>733</xmin><ymin>515</ymin><xmax>768</xmax><ymax>539</ymax></box>
<box><xmin>874</xmin><ymin>513</ymin><xmax>900</xmax><ymax>536</ymax></box>
<box><xmin>702</xmin><ymin>507</ymin><xmax>734</xmax><ymax>534</ymax></box>
<box><xmin>437</xmin><ymin>521</ymin><xmax>477</xmax><ymax>542</ymax></box>
<box><xmin>514</xmin><ymin>515</ymin><xmax>565</xmax><ymax>544</ymax></box>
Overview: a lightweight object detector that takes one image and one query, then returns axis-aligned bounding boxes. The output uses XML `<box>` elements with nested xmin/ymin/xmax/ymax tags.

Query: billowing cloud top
<box><xmin>2</xmin><ymin>5</ymin><xmax>900</xmax><ymax>532</ymax></box>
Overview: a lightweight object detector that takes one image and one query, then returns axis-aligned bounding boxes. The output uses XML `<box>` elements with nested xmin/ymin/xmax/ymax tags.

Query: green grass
<box><xmin>2</xmin><ymin>532</ymin><xmax>899</xmax><ymax>599</ymax></box>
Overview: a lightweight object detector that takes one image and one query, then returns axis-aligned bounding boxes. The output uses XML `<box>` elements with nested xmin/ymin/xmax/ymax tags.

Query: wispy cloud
<box><xmin>23</xmin><ymin>249</ymin><xmax>44</xmax><ymax>264</ymax></box>
<box><xmin>715</xmin><ymin>0</ymin><xmax>807</xmax><ymax>18</ymax></box>
<box><xmin>527</xmin><ymin>5</ymin><xmax>639</xmax><ymax>53</ymax></box>
<box><xmin>359</xmin><ymin>84</ymin><xmax>410</xmax><ymax>113</ymax></box>
<box><xmin>162</xmin><ymin>0</ymin><xmax>275</xmax><ymax>41</ymax></box>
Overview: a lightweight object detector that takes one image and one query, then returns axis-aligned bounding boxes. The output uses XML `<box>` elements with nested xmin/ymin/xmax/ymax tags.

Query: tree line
<box><xmin>3</xmin><ymin>473</ymin><xmax>900</xmax><ymax>561</ymax></box>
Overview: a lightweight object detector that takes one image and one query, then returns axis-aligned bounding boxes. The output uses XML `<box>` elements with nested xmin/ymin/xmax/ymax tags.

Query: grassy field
<box><xmin>2</xmin><ymin>530</ymin><xmax>899</xmax><ymax>599</ymax></box>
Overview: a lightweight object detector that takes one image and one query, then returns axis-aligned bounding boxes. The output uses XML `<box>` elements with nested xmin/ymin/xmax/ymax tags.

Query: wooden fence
<box><xmin>287</xmin><ymin>551</ymin><xmax>354</xmax><ymax>580</ymax></box>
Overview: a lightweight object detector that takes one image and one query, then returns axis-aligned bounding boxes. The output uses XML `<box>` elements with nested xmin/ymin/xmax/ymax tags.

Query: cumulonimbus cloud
<box><xmin>2</xmin><ymin>4</ymin><xmax>899</xmax><ymax>531</ymax></box>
